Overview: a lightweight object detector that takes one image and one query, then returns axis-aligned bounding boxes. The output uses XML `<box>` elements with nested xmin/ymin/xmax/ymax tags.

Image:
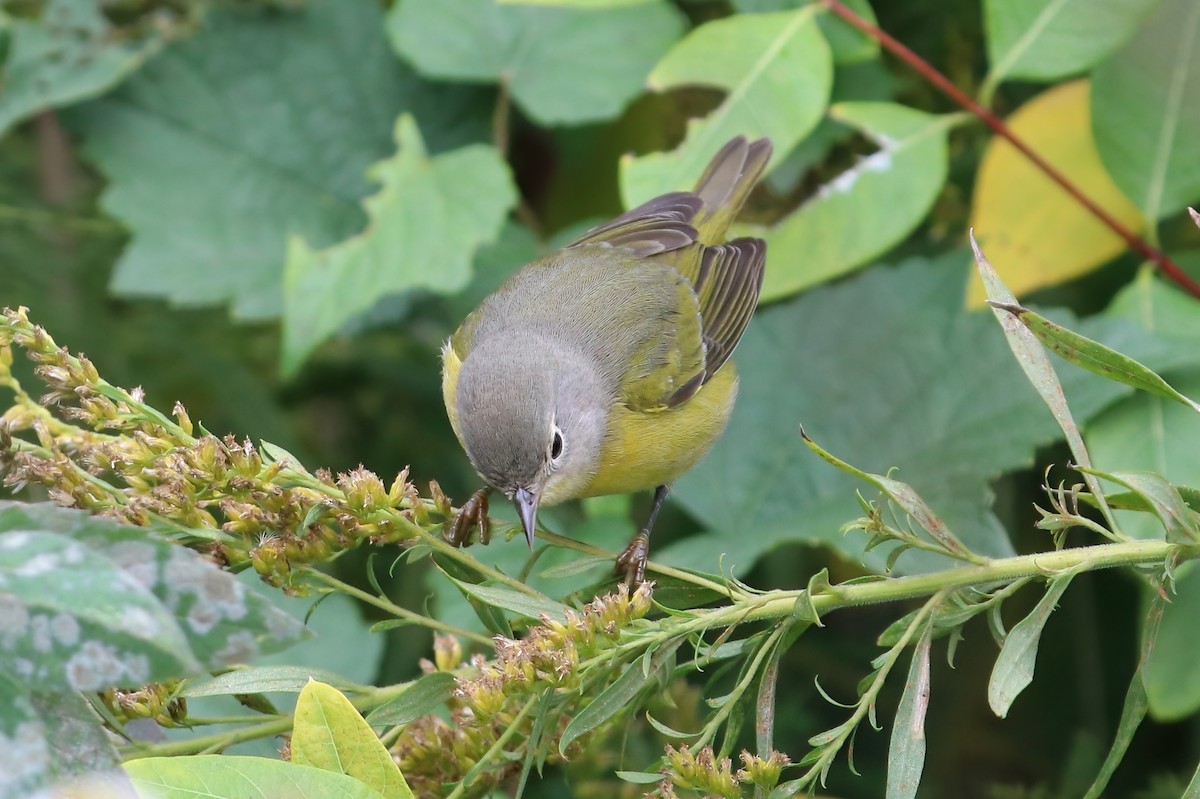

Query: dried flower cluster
<box><xmin>657</xmin><ymin>746</ymin><xmax>790</xmax><ymax>798</ymax></box>
<box><xmin>0</xmin><ymin>306</ymin><xmax>448</xmax><ymax>590</ymax></box>
<box><xmin>391</xmin><ymin>583</ymin><xmax>654</xmax><ymax>796</ymax></box>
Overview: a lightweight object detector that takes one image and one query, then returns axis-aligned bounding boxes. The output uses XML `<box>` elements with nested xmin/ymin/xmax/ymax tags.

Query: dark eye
<box><xmin>550</xmin><ymin>428</ymin><xmax>564</xmax><ymax>461</ymax></box>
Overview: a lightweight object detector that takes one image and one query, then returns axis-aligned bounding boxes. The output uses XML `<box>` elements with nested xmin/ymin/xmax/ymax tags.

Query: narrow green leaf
<box><xmin>645</xmin><ymin>711</ymin><xmax>702</xmax><ymax>740</ymax></box>
<box><xmin>1079</xmin><ymin>468</ymin><xmax>1200</xmax><ymax>542</ymax></box>
<box><xmin>972</xmin><ymin>235</ymin><xmax>1117</xmax><ymax>533</ymax></box>
<box><xmin>433</xmin><ymin>556</ymin><xmax>512</xmax><ymax>637</ymax></box>
<box><xmin>292</xmin><ymin>680</ymin><xmax>415</xmax><ymax>799</ymax></box>
<box><xmin>388</xmin><ymin>0</ymin><xmax>683</xmax><ymax>125</ymax></box>
<box><xmin>1083</xmin><ymin>592</ymin><xmax>1165</xmax><ymax>799</ymax></box>
<box><xmin>560</xmin><ymin>662</ymin><xmax>652</xmax><ymax>755</ymax></box>
<box><xmin>620</xmin><ymin>7</ymin><xmax>832</xmax><ymax>205</ymax></box>
<box><xmin>366</xmin><ymin>672</ymin><xmax>458</xmax><ymax>726</ymax></box>
<box><xmin>125</xmin><ymin>755</ymin><xmax>388</xmax><ymax>799</ymax></box>
<box><xmin>886</xmin><ymin>621</ymin><xmax>933</xmax><ymax>799</ymax></box>
<box><xmin>802</xmin><ymin>432</ymin><xmax>976</xmax><ymax>561</ymax></box>
<box><xmin>761</xmin><ymin>104</ymin><xmax>953</xmax><ymax>300</ymax></box>
<box><xmin>616</xmin><ymin>770</ymin><xmax>665</xmax><ymax>784</ymax></box>
<box><xmin>446</xmin><ymin>577</ymin><xmax>570</xmax><ymax>622</ymax></box>
<box><xmin>988</xmin><ymin>572</ymin><xmax>1077</xmax><ymax>718</ymax></box>
<box><xmin>283</xmin><ymin>115</ymin><xmax>516</xmax><ymax>374</ymax></box>
<box><xmin>183</xmin><ymin>666</ymin><xmax>361</xmax><ymax>698</ymax></box>
<box><xmin>998</xmin><ymin>303</ymin><xmax>1200</xmax><ymax>414</ymax></box>
<box><xmin>1186</xmin><ymin>760</ymin><xmax>1200</xmax><ymax>799</ymax></box>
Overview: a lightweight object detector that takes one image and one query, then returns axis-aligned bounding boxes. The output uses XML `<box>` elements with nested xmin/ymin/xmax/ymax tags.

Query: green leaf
<box><xmin>0</xmin><ymin>502</ymin><xmax>307</xmax><ymax>675</ymax></box>
<box><xmin>668</xmin><ymin>253</ymin><xmax>1199</xmax><ymax>575</ymax></box>
<box><xmin>1092</xmin><ymin>0</ymin><xmax>1200</xmax><ymax>220</ymax></box>
<box><xmin>886</xmin><ymin>621</ymin><xmax>932</xmax><ymax>799</ymax></box>
<box><xmin>447</xmin><ymin>577</ymin><xmax>571</xmax><ymax>621</ymax></box>
<box><xmin>0</xmin><ymin>0</ymin><xmax>162</xmax><ymax>138</ymax></box>
<box><xmin>973</xmin><ymin>237</ymin><xmax>1116</xmax><ymax>531</ymax></box>
<box><xmin>70</xmin><ymin>0</ymin><xmax>489</xmax><ymax>320</ymax></box>
<box><xmin>995</xmin><ymin>302</ymin><xmax>1200</xmax><ymax>414</ymax></box>
<box><xmin>0</xmin><ymin>676</ymin><xmax>129</xmax><ymax>798</ymax></box>
<box><xmin>760</xmin><ymin>103</ymin><xmax>952</xmax><ymax>301</ymax></box>
<box><xmin>560</xmin><ymin>661</ymin><xmax>653</xmax><ymax>755</ymax></box>
<box><xmin>1082</xmin><ymin>592</ymin><xmax>1163</xmax><ymax>799</ymax></box>
<box><xmin>292</xmin><ymin>681</ymin><xmax>414</xmax><ymax>799</ymax></box>
<box><xmin>1080</xmin><ymin>469</ymin><xmax>1200</xmax><ymax>542</ymax></box>
<box><xmin>620</xmin><ymin>7</ymin><xmax>832</xmax><ymax>206</ymax></box>
<box><xmin>125</xmin><ymin>755</ymin><xmax>389</xmax><ymax>799</ymax></box>
<box><xmin>1088</xmin><ymin>270</ymin><xmax>1200</xmax><ymax>540</ymax></box>
<box><xmin>282</xmin><ymin>116</ymin><xmax>516</xmax><ymax>374</ymax></box>
<box><xmin>729</xmin><ymin>0</ymin><xmax>880</xmax><ymax>63</ymax></box>
<box><xmin>1145</xmin><ymin>564</ymin><xmax>1200</xmax><ymax>720</ymax></box>
<box><xmin>367</xmin><ymin>671</ymin><xmax>458</xmax><ymax>726</ymax></box>
<box><xmin>616</xmin><ymin>770</ymin><xmax>666</xmax><ymax>784</ymax></box>
<box><xmin>801</xmin><ymin>433</ymin><xmax>976</xmax><ymax>561</ymax></box>
<box><xmin>184</xmin><ymin>666</ymin><xmax>362</xmax><ymax>698</ymax></box>
<box><xmin>984</xmin><ymin>0</ymin><xmax>1162</xmax><ymax>85</ymax></box>
<box><xmin>387</xmin><ymin>0</ymin><xmax>684</xmax><ymax>125</ymax></box>
<box><xmin>988</xmin><ymin>572</ymin><xmax>1076</xmax><ymax>719</ymax></box>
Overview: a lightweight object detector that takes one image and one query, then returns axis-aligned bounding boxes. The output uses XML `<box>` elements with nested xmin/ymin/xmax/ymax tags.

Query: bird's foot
<box><xmin>445</xmin><ymin>488</ymin><xmax>491</xmax><ymax>547</ymax></box>
<box><xmin>614</xmin><ymin>531</ymin><xmax>650</xmax><ymax>588</ymax></box>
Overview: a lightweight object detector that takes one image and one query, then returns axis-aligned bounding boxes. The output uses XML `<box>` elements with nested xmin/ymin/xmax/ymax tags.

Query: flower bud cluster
<box><xmin>656</xmin><ymin>746</ymin><xmax>790</xmax><ymax>798</ymax></box>
<box><xmin>391</xmin><ymin>583</ymin><xmax>654</xmax><ymax>796</ymax></box>
<box><xmin>98</xmin><ymin>681</ymin><xmax>187</xmax><ymax>728</ymax></box>
<box><xmin>0</xmin><ymin>307</ymin><xmax>445</xmax><ymax>591</ymax></box>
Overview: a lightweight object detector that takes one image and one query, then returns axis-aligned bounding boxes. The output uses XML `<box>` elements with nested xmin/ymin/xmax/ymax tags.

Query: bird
<box><xmin>441</xmin><ymin>135</ymin><xmax>771</xmax><ymax>586</ymax></box>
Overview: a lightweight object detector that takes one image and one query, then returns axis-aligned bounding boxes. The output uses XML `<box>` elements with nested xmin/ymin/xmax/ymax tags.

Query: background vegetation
<box><xmin>2</xmin><ymin>0</ymin><xmax>1200</xmax><ymax>797</ymax></box>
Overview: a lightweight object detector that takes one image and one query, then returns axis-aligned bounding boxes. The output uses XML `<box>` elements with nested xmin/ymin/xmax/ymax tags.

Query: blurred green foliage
<box><xmin>3</xmin><ymin>0</ymin><xmax>1200</xmax><ymax>796</ymax></box>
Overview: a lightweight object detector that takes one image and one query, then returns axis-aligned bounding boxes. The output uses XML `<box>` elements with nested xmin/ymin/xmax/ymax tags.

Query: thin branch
<box><xmin>819</xmin><ymin>0</ymin><xmax>1200</xmax><ymax>301</ymax></box>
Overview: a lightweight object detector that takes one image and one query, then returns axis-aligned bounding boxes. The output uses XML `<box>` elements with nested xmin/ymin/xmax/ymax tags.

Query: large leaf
<box><xmin>729</xmin><ymin>0</ymin><xmax>880</xmax><ymax>63</ymax></box>
<box><xmin>983</xmin><ymin>0</ymin><xmax>1163</xmax><ymax>85</ymax></box>
<box><xmin>387</xmin><ymin>0</ymin><xmax>684</xmax><ymax>125</ymax></box>
<box><xmin>292</xmin><ymin>681</ymin><xmax>414</xmax><ymax>799</ymax></box>
<box><xmin>1143</xmin><ymin>564</ymin><xmax>1200</xmax><ymax>720</ymax></box>
<box><xmin>619</xmin><ymin>7</ymin><xmax>833</xmax><ymax>206</ymax></box>
<box><xmin>282</xmin><ymin>116</ymin><xmax>516</xmax><ymax>374</ymax></box>
<box><xmin>1087</xmin><ymin>271</ymin><xmax>1200</xmax><ymax>539</ymax></box>
<box><xmin>969</xmin><ymin>80</ymin><xmax>1144</xmax><ymax>304</ymax></box>
<box><xmin>125</xmin><ymin>756</ymin><xmax>388</xmax><ymax>799</ymax></box>
<box><xmin>760</xmin><ymin>103</ymin><xmax>951</xmax><ymax>301</ymax></box>
<box><xmin>70</xmin><ymin>0</ymin><xmax>489</xmax><ymax>320</ymax></box>
<box><xmin>0</xmin><ymin>0</ymin><xmax>162</xmax><ymax>138</ymax></box>
<box><xmin>1092</xmin><ymin>0</ymin><xmax>1200</xmax><ymax>220</ymax></box>
<box><xmin>665</xmin><ymin>255</ymin><xmax>1200</xmax><ymax>576</ymax></box>
<box><xmin>0</xmin><ymin>502</ymin><xmax>307</xmax><ymax>675</ymax></box>
<box><xmin>0</xmin><ymin>677</ymin><xmax>129</xmax><ymax>799</ymax></box>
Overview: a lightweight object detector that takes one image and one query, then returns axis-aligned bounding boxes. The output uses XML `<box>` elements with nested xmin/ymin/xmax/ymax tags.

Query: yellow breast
<box><xmin>577</xmin><ymin>363</ymin><xmax>739</xmax><ymax>498</ymax></box>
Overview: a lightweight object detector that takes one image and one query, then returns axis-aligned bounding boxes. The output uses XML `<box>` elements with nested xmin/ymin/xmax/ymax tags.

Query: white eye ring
<box><xmin>550</xmin><ymin>426</ymin><xmax>564</xmax><ymax>462</ymax></box>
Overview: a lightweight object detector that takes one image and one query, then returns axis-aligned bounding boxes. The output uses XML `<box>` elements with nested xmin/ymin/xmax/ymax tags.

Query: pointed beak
<box><xmin>513</xmin><ymin>486</ymin><xmax>539</xmax><ymax>549</ymax></box>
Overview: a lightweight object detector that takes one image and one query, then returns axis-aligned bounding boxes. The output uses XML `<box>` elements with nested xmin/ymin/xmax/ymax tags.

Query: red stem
<box><xmin>820</xmin><ymin>0</ymin><xmax>1200</xmax><ymax>301</ymax></box>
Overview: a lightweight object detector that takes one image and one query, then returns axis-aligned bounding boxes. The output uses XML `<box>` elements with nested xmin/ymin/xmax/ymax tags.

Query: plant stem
<box><xmin>303</xmin><ymin>568</ymin><xmax>493</xmax><ymax>646</ymax></box>
<box><xmin>447</xmin><ymin>696</ymin><xmax>538</xmax><ymax>799</ymax></box>
<box><xmin>818</xmin><ymin>0</ymin><xmax>1200</xmax><ymax>301</ymax></box>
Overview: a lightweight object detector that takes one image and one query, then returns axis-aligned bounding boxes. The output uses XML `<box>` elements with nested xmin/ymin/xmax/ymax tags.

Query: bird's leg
<box><xmin>615</xmin><ymin>484</ymin><xmax>670</xmax><ymax>587</ymax></box>
<box><xmin>445</xmin><ymin>487</ymin><xmax>492</xmax><ymax>547</ymax></box>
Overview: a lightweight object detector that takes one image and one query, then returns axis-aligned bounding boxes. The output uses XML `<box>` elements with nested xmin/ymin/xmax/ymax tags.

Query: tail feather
<box><xmin>691</xmin><ymin>136</ymin><xmax>773</xmax><ymax>244</ymax></box>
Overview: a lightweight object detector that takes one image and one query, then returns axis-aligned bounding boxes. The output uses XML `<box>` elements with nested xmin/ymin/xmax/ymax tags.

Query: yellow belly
<box><xmin>579</xmin><ymin>364</ymin><xmax>738</xmax><ymax>498</ymax></box>
<box><xmin>443</xmin><ymin>340</ymin><xmax>739</xmax><ymax>502</ymax></box>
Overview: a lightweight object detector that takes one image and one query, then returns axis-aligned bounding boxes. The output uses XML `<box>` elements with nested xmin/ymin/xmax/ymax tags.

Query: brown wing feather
<box><xmin>559</xmin><ymin>138</ymin><xmax>771</xmax><ymax>406</ymax></box>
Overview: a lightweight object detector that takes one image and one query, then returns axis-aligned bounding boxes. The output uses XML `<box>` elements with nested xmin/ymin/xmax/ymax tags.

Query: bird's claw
<box><xmin>445</xmin><ymin>488</ymin><xmax>491</xmax><ymax>547</ymax></box>
<box><xmin>614</xmin><ymin>531</ymin><xmax>650</xmax><ymax>588</ymax></box>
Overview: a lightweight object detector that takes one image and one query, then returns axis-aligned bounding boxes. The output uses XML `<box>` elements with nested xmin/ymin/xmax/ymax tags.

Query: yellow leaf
<box><xmin>968</xmin><ymin>80</ymin><xmax>1144</xmax><ymax>305</ymax></box>
<box><xmin>292</xmin><ymin>680</ymin><xmax>415</xmax><ymax>799</ymax></box>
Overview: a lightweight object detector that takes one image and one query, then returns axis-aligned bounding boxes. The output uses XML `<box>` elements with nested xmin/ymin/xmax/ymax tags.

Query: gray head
<box><xmin>455</xmin><ymin>331</ymin><xmax>609</xmax><ymax>546</ymax></box>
